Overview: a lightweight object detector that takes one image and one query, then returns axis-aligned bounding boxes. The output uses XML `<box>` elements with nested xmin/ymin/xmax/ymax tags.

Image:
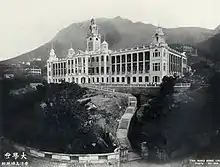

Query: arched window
<box><xmin>145</xmin><ymin>76</ymin><xmax>149</xmax><ymax>82</ymax></box>
<box><xmin>155</xmin><ymin>49</ymin><xmax>160</xmax><ymax>57</ymax></box>
<box><xmin>139</xmin><ymin>76</ymin><xmax>142</xmax><ymax>82</ymax></box>
<box><xmin>112</xmin><ymin>77</ymin><xmax>115</xmax><ymax>83</ymax></box>
<box><xmin>133</xmin><ymin>77</ymin><xmax>136</xmax><ymax>82</ymax></box>
<box><xmin>117</xmin><ymin>77</ymin><xmax>120</xmax><ymax>83</ymax></box>
<box><xmin>155</xmin><ymin>33</ymin><xmax>159</xmax><ymax>43</ymax></box>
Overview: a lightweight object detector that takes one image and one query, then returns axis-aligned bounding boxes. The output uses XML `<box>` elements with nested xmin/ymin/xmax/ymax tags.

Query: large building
<box><xmin>47</xmin><ymin>19</ymin><xmax>187</xmax><ymax>85</ymax></box>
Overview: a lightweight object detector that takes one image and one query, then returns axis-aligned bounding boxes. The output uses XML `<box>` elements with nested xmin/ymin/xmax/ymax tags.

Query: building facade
<box><xmin>47</xmin><ymin>19</ymin><xmax>187</xmax><ymax>85</ymax></box>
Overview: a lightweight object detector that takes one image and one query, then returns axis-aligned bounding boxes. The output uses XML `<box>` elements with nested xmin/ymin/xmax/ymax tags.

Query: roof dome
<box><xmin>50</xmin><ymin>48</ymin><xmax>55</xmax><ymax>56</ymax></box>
<box><xmin>155</xmin><ymin>27</ymin><xmax>164</xmax><ymax>36</ymax></box>
<box><xmin>102</xmin><ymin>40</ymin><xmax>108</xmax><ymax>45</ymax></box>
<box><xmin>67</xmin><ymin>47</ymin><xmax>75</xmax><ymax>58</ymax></box>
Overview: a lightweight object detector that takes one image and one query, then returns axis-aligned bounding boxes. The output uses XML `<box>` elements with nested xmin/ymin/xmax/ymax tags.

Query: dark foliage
<box><xmin>1</xmin><ymin>79</ymin><xmax>114</xmax><ymax>153</ymax></box>
<box><xmin>141</xmin><ymin>76</ymin><xmax>176</xmax><ymax>121</ymax></box>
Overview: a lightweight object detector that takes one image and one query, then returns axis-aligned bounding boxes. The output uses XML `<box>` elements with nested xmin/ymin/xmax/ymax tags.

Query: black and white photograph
<box><xmin>0</xmin><ymin>0</ymin><xmax>220</xmax><ymax>166</ymax></box>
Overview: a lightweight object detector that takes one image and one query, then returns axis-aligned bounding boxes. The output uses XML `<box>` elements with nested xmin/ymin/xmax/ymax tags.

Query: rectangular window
<box><xmin>153</xmin><ymin>63</ymin><xmax>160</xmax><ymax>71</ymax></box>
<box><xmin>133</xmin><ymin>53</ymin><xmax>137</xmax><ymax>62</ymax></box>
<box><xmin>117</xmin><ymin>55</ymin><xmax>120</xmax><ymax>63</ymax></box>
<box><xmin>91</xmin><ymin>68</ymin><xmax>94</xmax><ymax>74</ymax></box>
<box><xmin>96</xmin><ymin>57</ymin><xmax>99</xmax><ymax>62</ymax></box>
<box><xmin>139</xmin><ymin>62</ymin><xmax>143</xmax><ymax>72</ymax></box>
<box><xmin>112</xmin><ymin>77</ymin><xmax>114</xmax><ymax>83</ymax></box>
<box><xmin>163</xmin><ymin>63</ymin><xmax>166</xmax><ymax>71</ymax></box>
<box><xmin>107</xmin><ymin>67</ymin><xmax>109</xmax><ymax>74</ymax></box>
<box><xmin>112</xmin><ymin>65</ymin><xmax>115</xmax><ymax>73</ymax></box>
<box><xmin>92</xmin><ymin>57</ymin><xmax>95</xmax><ymax>62</ymax></box>
<box><xmin>138</xmin><ymin>52</ymin><xmax>143</xmax><ymax>61</ymax></box>
<box><xmin>122</xmin><ymin>64</ymin><xmax>125</xmax><ymax>72</ymax></box>
<box><xmin>122</xmin><ymin>55</ymin><xmax>125</xmax><ymax>63</ymax></box>
<box><xmin>97</xmin><ymin>77</ymin><xmax>99</xmax><ymax>82</ymax></box>
<box><xmin>101</xmin><ymin>56</ymin><xmax>104</xmax><ymax>61</ymax></box>
<box><xmin>127</xmin><ymin>54</ymin><xmax>131</xmax><ymax>62</ymax></box>
<box><xmin>145</xmin><ymin>51</ymin><xmax>150</xmax><ymax>60</ymax></box>
<box><xmin>117</xmin><ymin>65</ymin><xmax>120</xmax><ymax>74</ymax></box>
<box><xmin>133</xmin><ymin>63</ymin><xmax>137</xmax><ymax>73</ymax></box>
<box><xmin>96</xmin><ymin>67</ymin><xmax>99</xmax><ymax>74</ymax></box>
<box><xmin>127</xmin><ymin>64</ymin><xmax>131</xmax><ymax>72</ymax></box>
<box><xmin>139</xmin><ymin>76</ymin><xmax>142</xmax><ymax>82</ymax></box>
<box><xmin>102</xmin><ymin>77</ymin><xmax>104</xmax><ymax>82</ymax></box>
<box><xmin>107</xmin><ymin>56</ymin><xmax>109</xmax><ymax>61</ymax></box>
<box><xmin>101</xmin><ymin>67</ymin><xmax>104</xmax><ymax>74</ymax></box>
<box><xmin>112</xmin><ymin>56</ymin><xmax>115</xmax><ymax>64</ymax></box>
<box><xmin>145</xmin><ymin>62</ymin><xmax>150</xmax><ymax>72</ymax></box>
<box><xmin>83</xmin><ymin>58</ymin><xmax>85</xmax><ymax>63</ymax></box>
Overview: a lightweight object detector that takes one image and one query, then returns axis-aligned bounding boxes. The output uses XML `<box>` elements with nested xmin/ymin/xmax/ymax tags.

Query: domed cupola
<box><xmin>67</xmin><ymin>44</ymin><xmax>75</xmax><ymax>58</ymax></box>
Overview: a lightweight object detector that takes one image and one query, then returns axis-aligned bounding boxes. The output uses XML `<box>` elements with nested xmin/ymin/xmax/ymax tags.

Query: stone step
<box><xmin>127</xmin><ymin>152</ymin><xmax>142</xmax><ymax>161</ymax></box>
<box><xmin>118</xmin><ymin>137</ymin><xmax>131</xmax><ymax>148</ymax></box>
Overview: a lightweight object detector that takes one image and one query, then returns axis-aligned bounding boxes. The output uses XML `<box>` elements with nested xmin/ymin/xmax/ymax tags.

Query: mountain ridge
<box><xmin>196</xmin><ymin>32</ymin><xmax>220</xmax><ymax>62</ymax></box>
<box><xmin>1</xmin><ymin>16</ymin><xmax>218</xmax><ymax>64</ymax></box>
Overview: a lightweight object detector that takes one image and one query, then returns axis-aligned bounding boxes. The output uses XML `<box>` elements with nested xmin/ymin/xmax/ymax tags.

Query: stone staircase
<box><xmin>82</xmin><ymin>84</ymin><xmax>142</xmax><ymax>162</ymax></box>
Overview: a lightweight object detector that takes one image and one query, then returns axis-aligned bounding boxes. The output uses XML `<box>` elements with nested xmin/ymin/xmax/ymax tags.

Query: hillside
<box><xmin>196</xmin><ymin>32</ymin><xmax>220</xmax><ymax>62</ymax></box>
<box><xmin>215</xmin><ymin>24</ymin><xmax>220</xmax><ymax>34</ymax></box>
<box><xmin>1</xmin><ymin>78</ymin><xmax>128</xmax><ymax>154</ymax></box>
<box><xmin>2</xmin><ymin>16</ymin><xmax>216</xmax><ymax>64</ymax></box>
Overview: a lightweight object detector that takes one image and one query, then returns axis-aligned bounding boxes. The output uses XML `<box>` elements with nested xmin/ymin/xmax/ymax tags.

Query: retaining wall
<box><xmin>4</xmin><ymin>139</ymin><xmax>120</xmax><ymax>167</ymax></box>
<box><xmin>116</xmin><ymin>94</ymin><xmax>137</xmax><ymax>151</ymax></box>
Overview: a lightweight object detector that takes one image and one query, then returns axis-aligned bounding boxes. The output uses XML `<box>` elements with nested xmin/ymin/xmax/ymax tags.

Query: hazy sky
<box><xmin>0</xmin><ymin>0</ymin><xmax>220</xmax><ymax>61</ymax></box>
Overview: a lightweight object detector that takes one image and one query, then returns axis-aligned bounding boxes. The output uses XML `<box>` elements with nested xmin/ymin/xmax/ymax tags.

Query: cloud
<box><xmin>0</xmin><ymin>0</ymin><xmax>219</xmax><ymax>60</ymax></box>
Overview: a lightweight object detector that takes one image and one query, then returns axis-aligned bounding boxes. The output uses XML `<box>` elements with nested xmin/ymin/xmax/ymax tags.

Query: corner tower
<box><xmin>86</xmin><ymin>18</ymin><xmax>101</xmax><ymax>52</ymax></box>
<box><xmin>151</xmin><ymin>27</ymin><xmax>167</xmax><ymax>47</ymax></box>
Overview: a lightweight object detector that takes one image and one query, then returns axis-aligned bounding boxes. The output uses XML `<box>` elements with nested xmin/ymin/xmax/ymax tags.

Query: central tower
<box><xmin>86</xmin><ymin>18</ymin><xmax>101</xmax><ymax>52</ymax></box>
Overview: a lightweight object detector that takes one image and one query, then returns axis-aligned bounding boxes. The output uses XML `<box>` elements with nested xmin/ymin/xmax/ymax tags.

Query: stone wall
<box><xmin>4</xmin><ymin>139</ymin><xmax>120</xmax><ymax>167</ymax></box>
